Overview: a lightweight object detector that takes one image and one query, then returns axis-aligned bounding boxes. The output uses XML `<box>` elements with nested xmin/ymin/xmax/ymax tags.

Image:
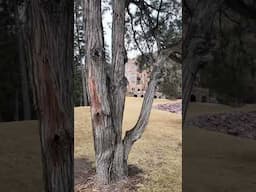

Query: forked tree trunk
<box><xmin>85</xmin><ymin>0</ymin><xmax>129</xmax><ymax>184</ymax></box>
<box><xmin>26</xmin><ymin>1</ymin><xmax>74</xmax><ymax>191</ymax></box>
<box><xmin>85</xmin><ymin>0</ymin><xmax>170</xmax><ymax>185</ymax></box>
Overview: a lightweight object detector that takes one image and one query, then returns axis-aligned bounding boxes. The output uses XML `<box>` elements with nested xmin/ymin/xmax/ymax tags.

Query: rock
<box><xmin>187</xmin><ymin>111</ymin><xmax>256</xmax><ymax>140</ymax></box>
<box><xmin>155</xmin><ymin>102</ymin><xmax>182</xmax><ymax>113</ymax></box>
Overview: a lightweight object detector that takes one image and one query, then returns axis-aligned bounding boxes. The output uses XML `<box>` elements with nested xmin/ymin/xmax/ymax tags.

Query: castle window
<box><xmin>191</xmin><ymin>94</ymin><xmax>196</xmax><ymax>102</ymax></box>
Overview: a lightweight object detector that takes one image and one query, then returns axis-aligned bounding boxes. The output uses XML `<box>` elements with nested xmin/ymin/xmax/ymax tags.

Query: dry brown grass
<box><xmin>0</xmin><ymin>97</ymin><xmax>181</xmax><ymax>192</ymax></box>
<box><xmin>184</xmin><ymin>102</ymin><xmax>256</xmax><ymax>192</ymax></box>
<box><xmin>75</xmin><ymin>97</ymin><xmax>182</xmax><ymax>192</ymax></box>
<box><xmin>0</xmin><ymin>121</ymin><xmax>43</xmax><ymax>192</ymax></box>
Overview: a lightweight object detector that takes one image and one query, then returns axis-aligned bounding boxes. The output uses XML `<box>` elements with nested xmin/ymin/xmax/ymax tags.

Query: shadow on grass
<box><xmin>75</xmin><ymin>158</ymin><xmax>144</xmax><ymax>192</ymax></box>
<box><xmin>74</xmin><ymin>158</ymin><xmax>95</xmax><ymax>184</ymax></box>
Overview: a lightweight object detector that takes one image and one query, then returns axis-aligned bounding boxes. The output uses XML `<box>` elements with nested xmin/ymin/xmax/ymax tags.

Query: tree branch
<box><xmin>123</xmin><ymin>53</ymin><xmax>168</xmax><ymax>160</ymax></box>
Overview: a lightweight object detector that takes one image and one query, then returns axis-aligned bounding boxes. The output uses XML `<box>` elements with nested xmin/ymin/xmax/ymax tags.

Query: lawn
<box><xmin>75</xmin><ymin>97</ymin><xmax>182</xmax><ymax>192</ymax></box>
<box><xmin>0</xmin><ymin>97</ymin><xmax>181</xmax><ymax>192</ymax></box>
<box><xmin>0</xmin><ymin>121</ymin><xmax>43</xmax><ymax>192</ymax></box>
<box><xmin>184</xmin><ymin>102</ymin><xmax>256</xmax><ymax>192</ymax></box>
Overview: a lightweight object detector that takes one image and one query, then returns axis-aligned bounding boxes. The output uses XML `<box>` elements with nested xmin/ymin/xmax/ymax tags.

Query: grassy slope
<box><xmin>0</xmin><ymin>121</ymin><xmax>43</xmax><ymax>192</ymax></box>
<box><xmin>75</xmin><ymin>97</ymin><xmax>182</xmax><ymax>192</ymax></box>
<box><xmin>184</xmin><ymin>103</ymin><xmax>256</xmax><ymax>192</ymax></box>
<box><xmin>0</xmin><ymin>97</ymin><xmax>181</xmax><ymax>192</ymax></box>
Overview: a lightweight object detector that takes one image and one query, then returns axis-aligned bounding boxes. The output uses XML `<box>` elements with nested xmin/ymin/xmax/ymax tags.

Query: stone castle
<box><xmin>125</xmin><ymin>59</ymin><xmax>165</xmax><ymax>98</ymax></box>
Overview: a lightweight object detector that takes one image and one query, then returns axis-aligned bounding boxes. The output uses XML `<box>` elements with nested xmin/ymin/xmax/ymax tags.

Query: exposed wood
<box><xmin>110</xmin><ymin>0</ymin><xmax>128</xmax><ymax>180</ymax></box>
<box><xmin>85</xmin><ymin>0</ymin><xmax>176</xmax><ymax>185</ymax></box>
<box><xmin>85</xmin><ymin>0</ymin><xmax>116</xmax><ymax>184</ymax></box>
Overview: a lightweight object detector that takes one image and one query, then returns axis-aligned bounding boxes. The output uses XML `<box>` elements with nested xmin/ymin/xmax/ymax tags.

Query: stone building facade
<box><xmin>125</xmin><ymin>59</ymin><xmax>165</xmax><ymax>98</ymax></box>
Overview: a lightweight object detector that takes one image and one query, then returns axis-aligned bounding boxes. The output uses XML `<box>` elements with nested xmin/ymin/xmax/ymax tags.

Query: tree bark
<box><xmin>26</xmin><ymin>1</ymin><xmax>74</xmax><ymax>191</ymax></box>
<box><xmin>15</xmin><ymin>3</ymin><xmax>32</xmax><ymax>120</ymax></box>
<box><xmin>14</xmin><ymin>90</ymin><xmax>19</xmax><ymax>121</ymax></box>
<box><xmin>20</xmin><ymin>48</ymin><xmax>32</xmax><ymax>120</ymax></box>
<box><xmin>85</xmin><ymin>0</ymin><xmax>172</xmax><ymax>185</ymax></box>
<box><xmin>123</xmin><ymin>54</ymin><xmax>166</xmax><ymax>165</ymax></box>
<box><xmin>74</xmin><ymin>1</ymin><xmax>89</xmax><ymax>106</ymax></box>
<box><xmin>85</xmin><ymin>0</ymin><xmax>116</xmax><ymax>184</ymax></box>
<box><xmin>109</xmin><ymin>0</ymin><xmax>128</xmax><ymax>180</ymax></box>
<box><xmin>81</xmin><ymin>65</ymin><xmax>89</xmax><ymax>106</ymax></box>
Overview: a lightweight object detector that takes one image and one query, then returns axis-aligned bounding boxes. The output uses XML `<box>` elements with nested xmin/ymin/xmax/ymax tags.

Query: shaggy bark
<box><xmin>182</xmin><ymin>0</ymin><xmax>224</xmax><ymax>123</ymax></box>
<box><xmin>85</xmin><ymin>0</ymin><xmax>116</xmax><ymax>184</ymax></box>
<box><xmin>74</xmin><ymin>2</ymin><xmax>89</xmax><ymax>106</ymax></box>
<box><xmin>85</xmin><ymin>0</ymin><xmax>171</xmax><ymax>185</ymax></box>
<box><xmin>123</xmin><ymin>55</ymin><xmax>165</xmax><ymax>164</ymax></box>
<box><xmin>26</xmin><ymin>1</ymin><xmax>74</xmax><ymax>191</ymax></box>
<box><xmin>109</xmin><ymin>0</ymin><xmax>128</xmax><ymax>180</ymax></box>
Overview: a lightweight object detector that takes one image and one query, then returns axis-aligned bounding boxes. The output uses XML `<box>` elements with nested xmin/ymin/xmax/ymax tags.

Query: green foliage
<box><xmin>199</xmin><ymin>21</ymin><xmax>256</xmax><ymax>105</ymax></box>
<box><xmin>126</xmin><ymin>0</ymin><xmax>181</xmax><ymax>54</ymax></box>
<box><xmin>159</xmin><ymin>58</ymin><xmax>181</xmax><ymax>98</ymax></box>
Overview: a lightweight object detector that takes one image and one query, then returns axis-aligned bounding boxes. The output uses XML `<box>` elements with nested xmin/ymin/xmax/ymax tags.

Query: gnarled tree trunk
<box><xmin>85</xmin><ymin>0</ymin><xmax>171</xmax><ymax>185</ymax></box>
<box><xmin>26</xmin><ymin>1</ymin><xmax>74</xmax><ymax>191</ymax></box>
<box><xmin>85</xmin><ymin>0</ymin><xmax>129</xmax><ymax>184</ymax></box>
<box><xmin>85</xmin><ymin>0</ymin><xmax>116</xmax><ymax>184</ymax></box>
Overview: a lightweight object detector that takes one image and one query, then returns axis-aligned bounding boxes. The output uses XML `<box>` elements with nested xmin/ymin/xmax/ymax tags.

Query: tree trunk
<box><xmin>123</xmin><ymin>54</ymin><xmax>166</xmax><ymax>166</ymax></box>
<box><xmin>20</xmin><ymin>51</ymin><xmax>32</xmax><ymax>120</ymax></box>
<box><xmin>85</xmin><ymin>0</ymin><xmax>116</xmax><ymax>184</ymax></box>
<box><xmin>109</xmin><ymin>0</ymin><xmax>128</xmax><ymax>180</ymax></box>
<box><xmin>15</xmin><ymin>3</ymin><xmax>32</xmax><ymax>120</ymax></box>
<box><xmin>85</xmin><ymin>0</ymin><xmax>172</xmax><ymax>185</ymax></box>
<box><xmin>14</xmin><ymin>90</ymin><xmax>19</xmax><ymax>121</ymax></box>
<box><xmin>74</xmin><ymin>2</ymin><xmax>89</xmax><ymax>106</ymax></box>
<box><xmin>26</xmin><ymin>1</ymin><xmax>74</xmax><ymax>191</ymax></box>
<box><xmin>81</xmin><ymin>65</ymin><xmax>89</xmax><ymax>106</ymax></box>
<box><xmin>18</xmin><ymin>31</ymin><xmax>32</xmax><ymax>120</ymax></box>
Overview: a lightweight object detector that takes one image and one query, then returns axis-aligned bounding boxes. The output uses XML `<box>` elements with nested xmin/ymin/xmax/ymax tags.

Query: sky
<box><xmin>102</xmin><ymin>3</ymin><xmax>139</xmax><ymax>59</ymax></box>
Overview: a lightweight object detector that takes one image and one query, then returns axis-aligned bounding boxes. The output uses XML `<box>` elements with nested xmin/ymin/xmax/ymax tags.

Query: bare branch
<box><xmin>123</xmin><ymin>52</ymin><xmax>168</xmax><ymax>160</ymax></box>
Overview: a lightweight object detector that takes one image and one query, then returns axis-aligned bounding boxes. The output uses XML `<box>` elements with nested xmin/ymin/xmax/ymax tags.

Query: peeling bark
<box><xmin>85</xmin><ymin>0</ymin><xmax>172</xmax><ymax>185</ymax></box>
<box><xmin>110</xmin><ymin>0</ymin><xmax>128</xmax><ymax>181</ymax></box>
<box><xmin>85</xmin><ymin>0</ymin><xmax>128</xmax><ymax>184</ymax></box>
<box><xmin>85</xmin><ymin>0</ymin><xmax>115</xmax><ymax>184</ymax></box>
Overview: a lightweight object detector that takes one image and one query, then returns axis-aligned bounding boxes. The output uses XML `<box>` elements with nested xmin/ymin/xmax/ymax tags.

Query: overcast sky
<box><xmin>102</xmin><ymin>4</ymin><xmax>139</xmax><ymax>59</ymax></box>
